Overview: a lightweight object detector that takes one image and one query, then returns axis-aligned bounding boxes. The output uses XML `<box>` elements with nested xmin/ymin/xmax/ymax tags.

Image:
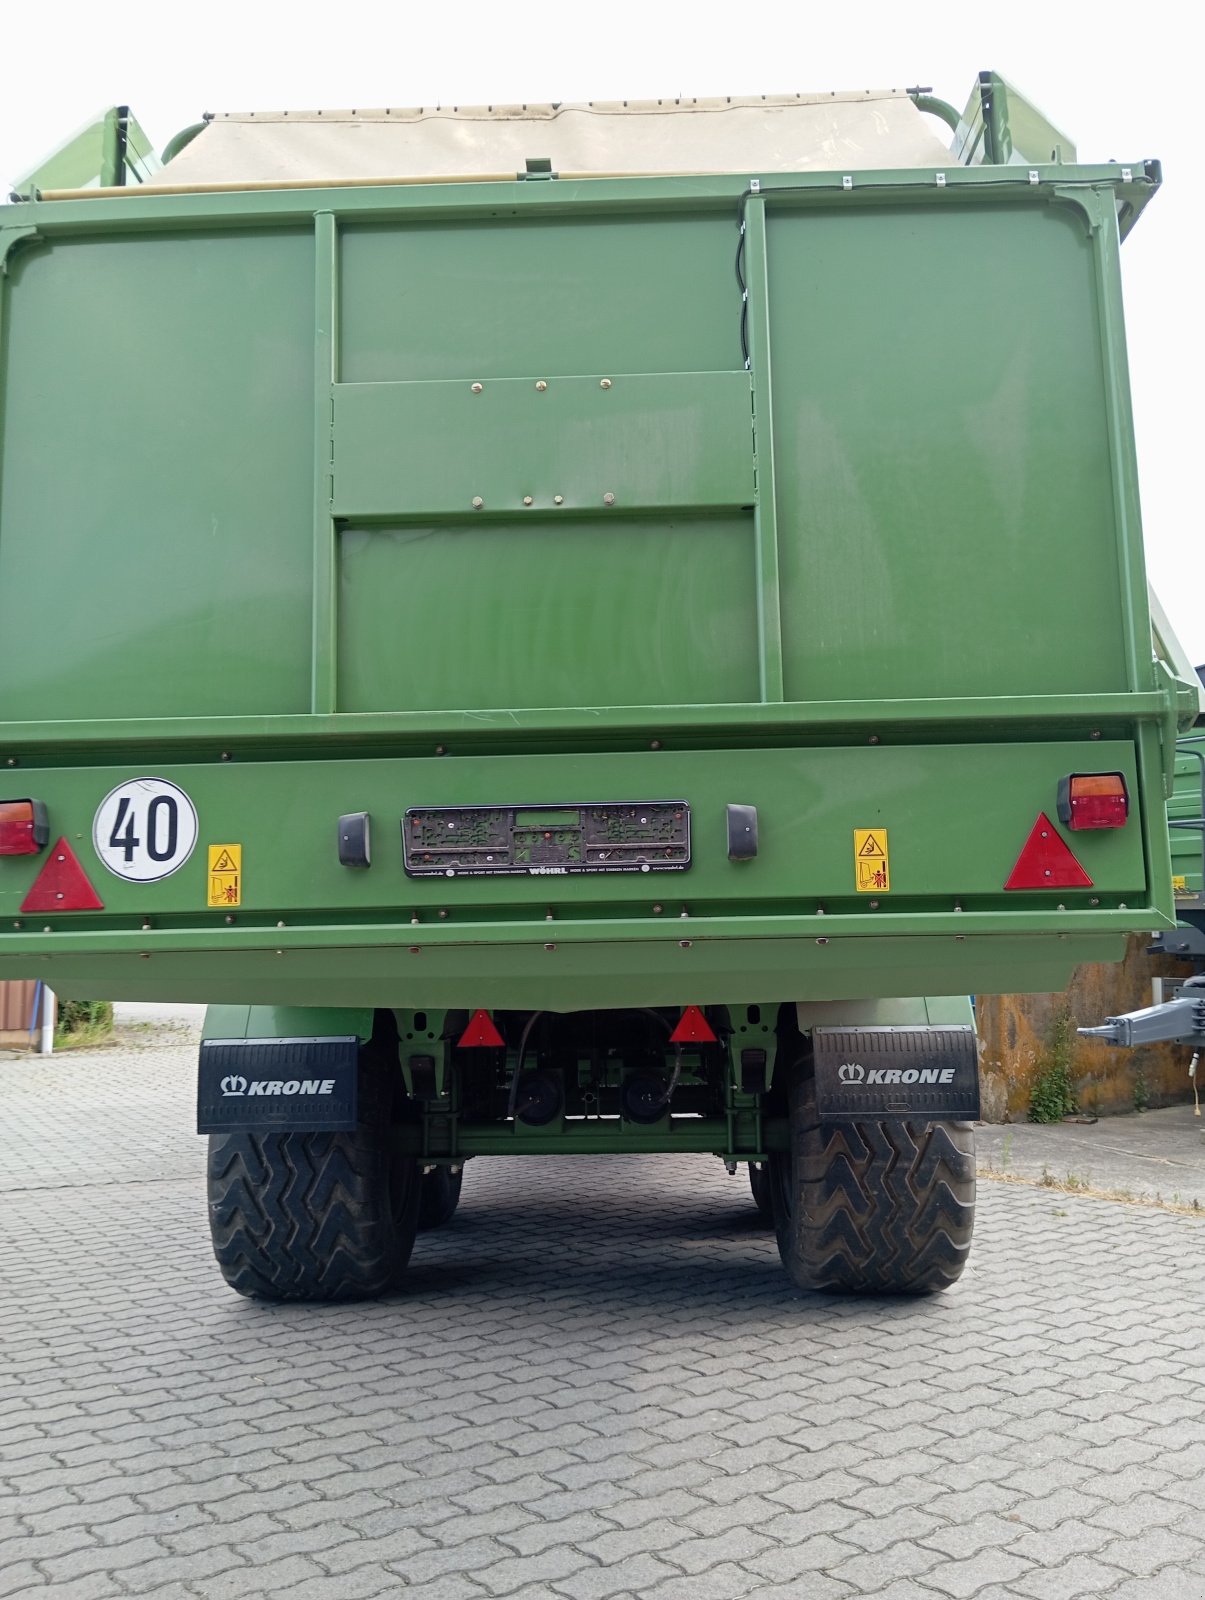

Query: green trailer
<box><xmin>1</xmin><ymin>73</ymin><xmax>1199</xmax><ymax>1300</ymax></box>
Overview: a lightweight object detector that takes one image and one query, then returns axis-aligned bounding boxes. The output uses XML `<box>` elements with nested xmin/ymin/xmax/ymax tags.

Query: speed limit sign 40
<box><xmin>93</xmin><ymin>779</ymin><xmax>199</xmax><ymax>883</ymax></box>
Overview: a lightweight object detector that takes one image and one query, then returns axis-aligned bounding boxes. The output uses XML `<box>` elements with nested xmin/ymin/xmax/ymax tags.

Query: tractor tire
<box><xmin>206</xmin><ymin>1050</ymin><xmax>420</xmax><ymax>1302</ymax></box>
<box><xmin>769</xmin><ymin>1059</ymin><xmax>975</xmax><ymax>1294</ymax></box>
<box><xmin>418</xmin><ymin>1165</ymin><xmax>464</xmax><ymax>1230</ymax></box>
<box><xmin>748</xmin><ymin>1162</ymin><xmax>774</xmax><ymax>1223</ymax></box>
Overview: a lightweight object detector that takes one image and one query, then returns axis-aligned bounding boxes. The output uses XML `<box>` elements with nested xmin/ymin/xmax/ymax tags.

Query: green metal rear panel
<box><xmin>768</xmin><ymin>204</ymin><xmax>1126</xmax><ymax>701</ymax></box>
<box><xmin>1170</xmin><ymin>745</ymin><xmax>1204</xmax><ymax>912</ymax></box>
<box><xmin>0</xmin><ymin>229</ymin><xmax>315</xmax><ymax>721</ymax></box>
<box><xmin>0</xmin><ymin>162</ymin><xmax>1185</xmax><ymax>1007</ymax></box>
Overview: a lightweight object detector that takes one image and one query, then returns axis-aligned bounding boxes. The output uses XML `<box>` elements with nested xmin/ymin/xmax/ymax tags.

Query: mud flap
<box><xmin>811</xmin><ymin>1026</ymin><xmax>980</xmax><ymax>1122</ymax></box>
<box><xmin>197</xmin><ymin>1037</ymin><xmax>359</xmax><ymax>1134</ymax></box>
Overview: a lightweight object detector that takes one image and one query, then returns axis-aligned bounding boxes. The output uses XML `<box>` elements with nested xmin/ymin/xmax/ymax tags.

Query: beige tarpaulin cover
<box><xmin>149</xmin><ymin>93</ymin><xmax>952</xmax><ymax>186</ymax></box>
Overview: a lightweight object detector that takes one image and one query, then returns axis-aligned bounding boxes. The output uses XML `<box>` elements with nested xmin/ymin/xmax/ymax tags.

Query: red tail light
<box><xmin>0</xmin><ymin>799</ymin><xmax>48</xmax><ymax>855</ymax></box>
<box><xmin>1057</xmin><ymin>773</ymin><xmax>1129</xmax><ymax>831</ymax></box>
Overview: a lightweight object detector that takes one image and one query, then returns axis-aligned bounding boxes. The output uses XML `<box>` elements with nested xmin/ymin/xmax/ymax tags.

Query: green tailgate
<box><xmin>0</xmin><ymin>162</ymin><xmax>1193</xmax><ymax>1006</ymax></box>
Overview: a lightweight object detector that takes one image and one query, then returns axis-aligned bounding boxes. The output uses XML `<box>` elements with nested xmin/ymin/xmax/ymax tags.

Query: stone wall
<box><xmin>976</xmin><ymin>934</ymin><xmax>1198</xmax><ymax>1121</ymax></box>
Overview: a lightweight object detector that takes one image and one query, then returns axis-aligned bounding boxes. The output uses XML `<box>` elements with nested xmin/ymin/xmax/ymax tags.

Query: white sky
<box><xmin>2</xmin><ymin>0</ymin><xmax>1201</xmax><ymax>663</ymax></box>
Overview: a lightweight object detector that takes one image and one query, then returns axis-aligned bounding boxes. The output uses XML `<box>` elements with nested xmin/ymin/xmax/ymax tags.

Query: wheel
<box><xmin>769</xmin><ymin>1057</ymin><xmax>975</xmax><ymax>1294</ymax></box>
<box><xmin>748</xmin><ymin>1162</ymin><xmax>774</xmax><ymax>1223</ymax></box>
<box><xmin>418</xmin><ymin>1165</ymin><xmax>464</xmax><ymax>1230</ymax></box>
<box><xmin>206</xmin><ymin>1048</ymin><xmax>420</xmax><ymax>1301</ymax></box>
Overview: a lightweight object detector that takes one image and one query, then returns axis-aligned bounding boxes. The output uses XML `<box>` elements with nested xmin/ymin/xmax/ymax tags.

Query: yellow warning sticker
<box><xmin>1173</xmin><ymin>874</ymin><xmax>1189</xmax><ymax>895</ymax></box>
<box><xmin>207</xmin><ymin>844</ymin><xmax>242</xmax><ymax>908</ymax></box>
<box><xmin>854</xmin><ymin>828</ymin><xmax>890</xmax><ymax>893</ymax></box>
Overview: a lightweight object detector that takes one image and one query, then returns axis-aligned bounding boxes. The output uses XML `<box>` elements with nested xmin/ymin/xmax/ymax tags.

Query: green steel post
<box><xmin>311</xmin><ymin>212</ymin><xmax>339</xmax><ymax>714</ymax></box>
<box><xmin>1063</xmin><ymin>186</ymin><xmax>1152</xmax><ymax>695</ymax></box>
<box><xmin>909</xmin><ymin>93</ymin><xmax>962</xmax><ymax>136</ymax></box>
<box><xmin>742</xmin><ymin>195</ymin><xmax>786</xmax><ymax>702</ymax></box>
<box><xmin>160</xmin><ymin>123</ymin><xmax>207</xmax><ymax>166</ymax></box>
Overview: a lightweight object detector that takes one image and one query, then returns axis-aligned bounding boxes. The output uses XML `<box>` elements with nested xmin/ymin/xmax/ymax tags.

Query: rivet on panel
<box><xmin>599</xmin><ymin>378</ymin><xmax>612</xmax><ymax>389</ymax></box>
<box><xmin>652</xmin><ymin>904</ymin><xmax>663</xmax><ymax>915</ymax></box>
<box><xmin>603</xmin><ymin>492</ymin><xmax>616</xmax><ymax>506</ymax></box>
<box><xmin>225</xmin><ymin>915</ymin><xmax>236</xmax><ymax>925</ymax></box>
<box><xmin>471</xmin><ymin>497</ymin><xmax>484</xmax><ymax>510</ymax></box>
<box><xmin>5</xmin><ymin>757</ymin><xmax>16</xmax><ymax>767</ymax></box>
<box><xmin>650</xmin><ymin>739</ymin><xmax>662</xmax><ymax>750</ymax></box>
<box><xmin>438</xmin><ymin>909</ymin><xmax>449</xmax><ymax>920</ymax></box>
<box><xmin>471</xmin><ymin>382</ymin><xmax>483</xmax><ymax>393</ymax></box>
<box><xmin>535</xmin><ymin>380</ymin><xmax>548</xmax><ymax>391</ymax></box>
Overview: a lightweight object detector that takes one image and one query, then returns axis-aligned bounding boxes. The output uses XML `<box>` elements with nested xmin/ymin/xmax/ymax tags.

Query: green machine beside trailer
<box><xmin>1</xmin><ymin>74</ymin><xmax>1199</xmax><ymax>1300</ymax></box>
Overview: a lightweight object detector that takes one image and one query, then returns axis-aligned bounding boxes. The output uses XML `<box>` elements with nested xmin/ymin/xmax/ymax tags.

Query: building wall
<box><xmin>977</xmin><ymin>934</ymin><xmax>1198</xmax><ymax>1121</ymax></box>
<box><xmin>0</xmin><ymin>980</ymin><xmax>40</xmax><ymax>1049</ymax></box>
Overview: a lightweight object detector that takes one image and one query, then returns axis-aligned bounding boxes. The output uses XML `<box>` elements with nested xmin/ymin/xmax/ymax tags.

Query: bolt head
<box><xmin>471</xmin><ymin>382</ymin><xmax>483</xmax><ymax>393</ymax></box>
<box><xmin>603</xmin><ymin>492</ymin><xmax>616</xmax><ymax>506</ymax></box>
<box><xmin>553</xmin><ymin>494</ymin><xmax>564</xmax><ymax>505</ymax></box>
<box><xmin>535</xmin><ymin>379</ymin><xmax>547</xmax><ymax>391</ymax></box>
<box><xmin>599</xmin><ymin>378</ymin><xmax>612</xmax><ymax>389</ymax></box>
<box><xmin>471</xmin><ymin>496</ymin><xmax>484</xmax><ymax>510</ymax></box>
<box><xmin>523</xmin><ymin>495</ymin><xmax>534</xmax><ymax>506</ymax></box>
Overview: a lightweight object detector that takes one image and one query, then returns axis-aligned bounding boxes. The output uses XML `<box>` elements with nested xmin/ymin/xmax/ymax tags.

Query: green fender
<box><xmin>202</xmin><ymin>1004</ymin><xmax>376</xmax><ymax>1042</ymax></box>
<box><xmin>795</xmin><ymin>995</ymin><xmax>975</xmax><ymax>1031</ymax></box>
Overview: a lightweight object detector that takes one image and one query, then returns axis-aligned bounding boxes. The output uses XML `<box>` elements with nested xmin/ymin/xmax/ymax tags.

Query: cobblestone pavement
<box><xmin>3</xmin><ymin>1021</ymin><xmax>1205</xmax><ymax>1600</ymax></box>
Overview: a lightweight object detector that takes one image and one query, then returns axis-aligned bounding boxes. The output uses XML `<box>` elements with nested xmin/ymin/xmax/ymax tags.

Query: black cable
<box><xmin>506</xmin><ymin>1011</ymin><xmax>543</xmax><ymax>1120</ymax></box>
<box><xmin>735</xmin><ymin>187</ymin><xmax>753</xmax><ymax>371</ymax></box>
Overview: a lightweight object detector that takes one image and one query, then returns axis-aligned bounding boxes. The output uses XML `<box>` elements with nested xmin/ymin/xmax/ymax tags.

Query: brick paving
<box><xmin>2</xmin><ymin>1019</ymin><xmax>1205</xmax><ymax>1599</ymax></box>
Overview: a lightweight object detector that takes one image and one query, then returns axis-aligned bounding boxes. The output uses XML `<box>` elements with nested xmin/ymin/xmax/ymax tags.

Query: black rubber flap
<box><xmin>198</xmin><ymin>1037</ymin><xmax>359</xmax><ymax>1133</ymax></box>
<box><xmin>811</xmin><ymin>1026</ymin><xmax>980</xmax><ymax>1122</ymax></box>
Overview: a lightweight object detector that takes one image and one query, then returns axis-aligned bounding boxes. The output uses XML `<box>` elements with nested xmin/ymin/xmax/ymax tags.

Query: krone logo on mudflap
<box><xmin>220</xmin><ymin>1074</ymin><xmax>248</xmax><ymax>1096</ymax></box>
<box><xmin>838</xmin><ymin>1062</ymin><xmax>866</xmax><ymax>1083</ymax></box>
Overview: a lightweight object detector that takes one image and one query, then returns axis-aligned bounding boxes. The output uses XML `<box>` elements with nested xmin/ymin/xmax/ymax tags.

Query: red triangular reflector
<box><xmin>458</xmin><ymin>1009</ymin><xmax>505</xmax><ymax>1048</ymax></box>
<box><xmin>21</xmin><ymin>837</ymin><xmax>105</xmax><ymax>912</ymax></box>
<box><xmin>1004</xmin><ymin>813</ymin><xmax>1093</xmax><ymax>891</ymax></box>
<box><xmin>670</xmin><ymin>1005</ymin><xmax>717</xmax><ymax>1044</ymax></box>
